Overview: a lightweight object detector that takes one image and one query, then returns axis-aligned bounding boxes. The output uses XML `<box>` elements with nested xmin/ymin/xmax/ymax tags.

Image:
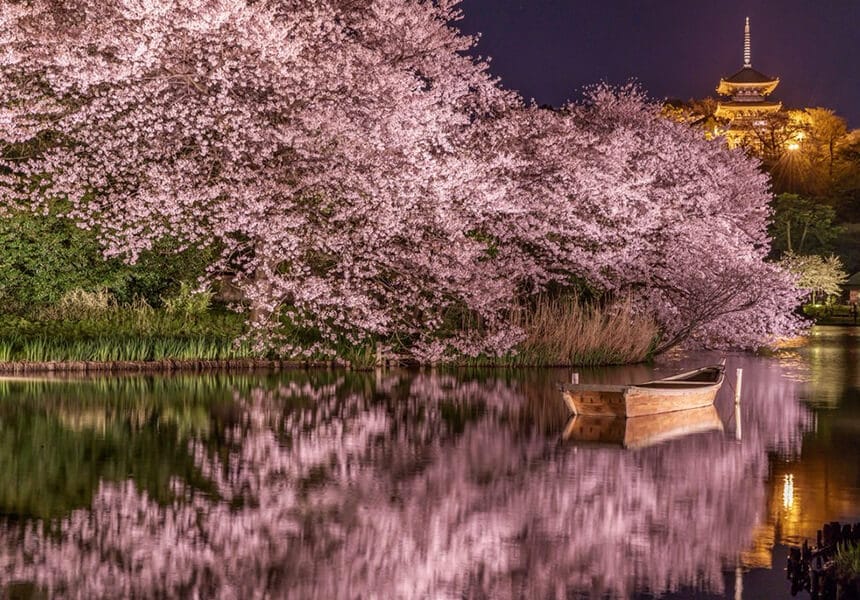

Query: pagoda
<box><xmin>714</xmin><ymin>18</ymin><xmax>781</xmax><ymax>130</ymax></box>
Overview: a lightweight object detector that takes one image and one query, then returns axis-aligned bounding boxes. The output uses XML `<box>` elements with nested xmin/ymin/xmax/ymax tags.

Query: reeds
<box><xmin>0</xmin><ymin>287</ymin><xmax>251</xmax><ymax>365</ymax></box>
<box><xmin>0</xmin><ymin>287</ymin><xmax>659</xmax><ymax>368</ymax></box>
<box><xmin>507</xmin><ymin>295</ymin><xmax>659</xmax><ymax>366</ymax></box>
<box><xmin>0</xmin><ymin>334</ymin><xmax>254</xmax><ymax>363</ymax></box>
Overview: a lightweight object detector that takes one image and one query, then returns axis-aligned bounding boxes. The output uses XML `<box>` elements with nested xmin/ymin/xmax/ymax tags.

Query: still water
<box><xmin>0</xmin><ymin>327</ymin><xmax>858</xmax><ymax>599</ymax></box>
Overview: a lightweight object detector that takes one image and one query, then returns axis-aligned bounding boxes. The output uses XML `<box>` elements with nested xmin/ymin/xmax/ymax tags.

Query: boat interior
<box><xmin>636</xmin><ymin>366</ymin><xmax>724</xmax><ymax>388</ymax></box>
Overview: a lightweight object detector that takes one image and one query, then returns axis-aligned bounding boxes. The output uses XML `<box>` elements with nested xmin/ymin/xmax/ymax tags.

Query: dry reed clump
<box><xmin>162</xmin><ymin>282</ymin><xmax>213</xmax><ymax>317</ymax></box>
<box><xmin>41</xmin><ymin>288</ymin><xmax>154</xmax><ymax>323</ymax></box>
<box><xmin>512</xmin><ymin>296</ymin><xmax>658</xmax><ymax>366</ymax></box>
<box><xmin>51</xmin><ymin>288</ymin><xmax>115</xmax><ymax>319</ymax></box>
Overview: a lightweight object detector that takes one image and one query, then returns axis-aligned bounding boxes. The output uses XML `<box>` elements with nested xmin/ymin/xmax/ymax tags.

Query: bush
<box><xmin>0</xmin><ymin>209</ymin><xmax>215</xmax><ymax>314</ymax></box>
<box><xmin>163</xmin><ymin>282</ymin><xmax>213</xmax><ymax>318</ymax></box>
<box><xmin>0</xmin><ymin>211</ymin><xmax>120</xmax><ymax>311</ymax></box>
<box><xmin>836</xmin><ymin>542</ymin><xmax>860</xmax><ymax>580</ymax></box>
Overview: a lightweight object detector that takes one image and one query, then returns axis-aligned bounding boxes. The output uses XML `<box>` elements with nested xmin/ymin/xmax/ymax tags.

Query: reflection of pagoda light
<box><xmin>783</xmin><ymin>474</ymin><xmax>795</xmax><ymax>510</ymax></box>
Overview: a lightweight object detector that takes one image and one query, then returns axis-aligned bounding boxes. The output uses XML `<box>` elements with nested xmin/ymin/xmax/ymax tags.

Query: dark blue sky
<box><xmin>459</xmin><ymin>0</ymin><xmax>860</xmax><ymax>127</ymax></box>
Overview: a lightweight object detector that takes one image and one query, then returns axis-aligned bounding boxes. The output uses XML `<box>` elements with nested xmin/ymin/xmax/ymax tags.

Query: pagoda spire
<box><xmin>743</xmin><ymin>17</ymin><xmax>751</xmax><ymax>68</ymax></box>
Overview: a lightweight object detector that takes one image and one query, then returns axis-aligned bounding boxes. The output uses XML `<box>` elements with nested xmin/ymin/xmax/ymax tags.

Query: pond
<box><xmin>0</xmin><ymin>327</ymin><xmax>858</xmax><ymax>599</ymax></box>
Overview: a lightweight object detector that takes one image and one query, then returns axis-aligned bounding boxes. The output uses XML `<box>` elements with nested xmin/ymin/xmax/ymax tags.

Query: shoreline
<box><xmin>0</xmin><ymin>358</ymin><xmax>350</xmax><ymax>375</ymax></box>
<box><xmin>0</xmin><ymin>357</ymin><xmax>638</xmax><ymax>376</ymax></box>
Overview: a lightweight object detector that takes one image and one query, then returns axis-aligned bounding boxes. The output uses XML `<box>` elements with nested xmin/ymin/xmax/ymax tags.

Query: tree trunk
<box><xmin>249</xmin><ymin>246</ymin><xmax>278</xmax><ymax>327</ymax></box>
<box><xmin>798</xmin><ymin>218</ymin><xmax>810</xmax><ymax>254</ymax></box>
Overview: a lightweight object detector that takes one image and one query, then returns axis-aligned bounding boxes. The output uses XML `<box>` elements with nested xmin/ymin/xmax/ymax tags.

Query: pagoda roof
<box><xmin>722</xmin><ymin>66</ymin><xmax>779</xmax><ymax>85</ymax></box>
<box><xmin>716</xmin><ymin>100</ymin><xmax>782</xmax><ymax>110</ymax></box>
<box><xmin>714</xmin><ymin>100</ymin><xmax>782</xmax><ymax>120</ymax></box>
<box><xmin>716</xmin><ymin>67</ymin><xmax>780</xmax><ymax>97</ymax></box>
<box><xmin>716</xmin><ymin>19</ymin><xmax>780</xmax><ymax>97</ymax></box>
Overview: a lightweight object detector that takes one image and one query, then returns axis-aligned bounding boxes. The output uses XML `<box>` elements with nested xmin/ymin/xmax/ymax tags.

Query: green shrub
<box><xmin>163</xmin><ymin>282</ymin><xmax>213</xmax><ymax>317</ymax></box>
<box><xmin>0</xmin><ymin>208</ymin><xmax>216</xmax><ymax>314</ymax></box>
<box><xmin>836</xmin><ymin>542</ymin><xmax>860</xmax><ymax>580</ymax></box>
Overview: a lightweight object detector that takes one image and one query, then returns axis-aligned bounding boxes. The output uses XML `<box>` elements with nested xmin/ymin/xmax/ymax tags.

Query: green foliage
<box><xmin>0</xmin><ymin>288</ymin><xmax>251</xmax><ymax>362</ymax></box>
<box><xmin>0</xmin><ymin>208</ymin><xmax>215</xmax><ymax>314</ymax></box>
<box><xmin>769</xmin><ymin>194</ymin><xmax>840</xmax><ymax>257</ymax></box>
<box><xmin>0</xmin><ymin>210</ymin><xmax>120</xmax><ymax>311</ymax></box>
<box><xmin>0</xmin><ymin>335</ymin><xmax>253</xmax><ymax>362</ymax></box>
<box><xmin>833</xmin><ymin>223</ymin><xmax>860</xmax><ymax>274</ymax></box>
<box><xmin>163</xmin><ymin>282</ymin><xmax>213</xmax><ymax>317</ymax></box>
<box><xmin>835</xmin><ymin>542</ymin><xmax>860</xmax><ymax>580</ymax></box>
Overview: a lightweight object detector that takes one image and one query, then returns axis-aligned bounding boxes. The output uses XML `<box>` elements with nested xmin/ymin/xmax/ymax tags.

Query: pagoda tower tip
<box><xmin>744</xmin><ymin>17</ymin><xmax>751</xmax><ymax>68</ymax></box>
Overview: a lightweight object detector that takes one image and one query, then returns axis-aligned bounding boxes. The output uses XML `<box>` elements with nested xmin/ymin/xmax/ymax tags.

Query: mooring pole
<box><xmin>734</xmin><ymin>368</ymin><xmax>743</xmax><ymax>441</ymax></box>
<box><xmin>571</xmin><ymin>372</ymin><xmax>579</xmax><ymax>384</ymax></box>
<box><xmin>734</xmin><ymin>368</ymin><xmax>743</xmax><ymax>404</ymax></box>
<box><xmin>734</xmin><ymin>565</ymin><xmax>743</xmax><ymax>600</ymax></box>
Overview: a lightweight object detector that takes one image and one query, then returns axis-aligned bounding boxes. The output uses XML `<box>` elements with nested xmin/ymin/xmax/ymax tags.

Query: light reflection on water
<box><xmin>0</xmin><ymin>327</ymin><xmax>857</xmax><ymax>599</ymax></box>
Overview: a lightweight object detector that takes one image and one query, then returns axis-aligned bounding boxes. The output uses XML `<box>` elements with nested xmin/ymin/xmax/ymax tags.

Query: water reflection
<box><xmin>0</xmin><ymin>332</ymin><xmax>856</xmax><ymax>599</ymax></box>
<box><xmin>741</xmin><ymin>327</ymin><xmax>860</xmax><ymax>574</ymax></box>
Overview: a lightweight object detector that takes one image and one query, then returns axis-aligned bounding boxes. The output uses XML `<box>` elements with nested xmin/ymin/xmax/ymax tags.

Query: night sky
<box><xmin>459</xmin><ymin>0</ymin><xmax>860</xmax><ymax>127</ymax></box>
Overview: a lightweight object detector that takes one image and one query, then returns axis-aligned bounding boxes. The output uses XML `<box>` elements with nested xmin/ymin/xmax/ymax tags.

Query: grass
<box><xmin>458</xmin><ymin>295</ymin><xmax>659</xmax><ymax>367</ymax></box>
<box><xmin>0</xmin><ymin>288</ymin><xmax>253</xmax><ymax>364</ymax></box>
<box><xmin>836</xmin><ymin>541</ymin><xmax>860</xmax><ymax>580</ymax></box>
<box><xmin>0</xmin><ymin>289</ymin><xmax>660</xmax><ymax>367</ymax></box>
<box><xmin>0</xmin><ymin>334</ymin><xmax>253</xmax><ymax>362</ymax></box>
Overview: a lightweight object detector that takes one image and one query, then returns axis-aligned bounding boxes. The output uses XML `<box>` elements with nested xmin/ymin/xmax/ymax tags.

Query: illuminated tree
<box><xmin>0</xmin><ymin>0</ymin><xmax>521</xmax><ymax>358</ymax></box>
<box><xmin>779</xmin><ymin>252</ymin><xmax>848</xmax><ymax>304</ymax></box>
<box><xmin>1</xmin><ymin>4</ymin><xmax>800</xmax><ymax>356</ymax></box>
<box><xmin>804</xmin><ymin>108</ymin><xmax>848</xmax><ymax>182</ymax></box>
<box><xmin>476</xmin><ymin>86</ymin><xmax>802</xmax><ymax>351</ymax></box>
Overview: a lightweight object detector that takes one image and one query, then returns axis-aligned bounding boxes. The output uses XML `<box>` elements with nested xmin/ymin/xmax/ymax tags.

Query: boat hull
<box><xmin>560</xmin><ymin>364</ymin><xmax>725</xmax><ymax>417</ymax></box>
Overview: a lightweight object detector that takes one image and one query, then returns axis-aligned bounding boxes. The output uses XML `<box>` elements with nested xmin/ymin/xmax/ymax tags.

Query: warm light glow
<box><xmin>795</xmin><ymin>131</ymin><xmax>806</xmax><ymax>141</ymax></box>
<box><xmin>783</xmin><ymin>473</ymin><xmax>795</xmax><ymax>510</ymax></box>
<box><xmin>787</xmin><ymin>142</ymin><xmax>800</xmax><ymax>151</ymax></box>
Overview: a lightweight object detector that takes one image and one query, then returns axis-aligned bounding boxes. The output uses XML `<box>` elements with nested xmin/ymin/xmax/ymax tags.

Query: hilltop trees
<box><xmin>1</xmin><ymin>1</ymin><xmax>800</xmax><ymax>357</ymax></box>
<box><xmin>769</xmin><ymin>193</ymin><xmax>840</xmax><ymax>256</ymax></box>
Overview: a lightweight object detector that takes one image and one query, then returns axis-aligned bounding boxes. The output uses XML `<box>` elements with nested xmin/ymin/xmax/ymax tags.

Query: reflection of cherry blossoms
<box><xmin>0</xmin><ymin>361</ymin><xmax>810</xmax><ymax>599</ymax></box>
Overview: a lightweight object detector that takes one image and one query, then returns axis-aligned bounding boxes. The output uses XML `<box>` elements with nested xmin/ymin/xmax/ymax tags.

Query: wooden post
<box><xmin>571</xmin><ymin>372</ymin><xmax>579</xmax><ymax>384</ymax></box>
<box><xmin>734</xmin><ymin>368</ymin><xmax>743</xmax><ymax>404</ymax></box>
<box><xmin>734</xmin><ymin>566</ymin><xmax>743</xmax><ymax>600</ymax></box>
<box><xmin>563</xmin><ymin>392</ymin><xmax>577</xmax><ymax>415</ymax></box>
<box><xmin>734</xmin><ymin>368</ymin><xmax>743</xmax><ymax>441</ymax></box>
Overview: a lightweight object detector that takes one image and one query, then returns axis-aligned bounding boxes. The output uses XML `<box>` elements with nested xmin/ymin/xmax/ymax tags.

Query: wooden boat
<box><xmin>562</xmin><ymin>405</ymin><xmax>724</xmax><ymax>449</ymax></box>
<box><xmin>559</xmin><ymin>362</ymin><xmax>725</xmax><ymax>418</ymax></box>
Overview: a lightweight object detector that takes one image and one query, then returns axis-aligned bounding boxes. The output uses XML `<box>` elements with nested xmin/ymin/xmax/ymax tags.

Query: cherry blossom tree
<box><xmin>1</xmin><ymin>3</ymin><xmax>801</xmax><ymax>356</ymax></box>
<box><xmin>779</xmin><ymin>251</ymin><xmax>848</xmax><ymax>304</ymax></box>
<box><xmin>472</xmin><ymin>85</ymin><xmax>804</xmax><ymax>351</ymax></box>
<box><xmin>0</xmin><ymin>0</ymin><xmax>522</xmax><ymax>357</ymax></box>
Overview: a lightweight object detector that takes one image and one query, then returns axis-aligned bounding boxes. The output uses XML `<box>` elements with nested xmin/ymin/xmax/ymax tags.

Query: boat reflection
<box><xmin>563</xmin><ymin>404</ymin><xmax>724</xmax><ymax>449</ymax></box>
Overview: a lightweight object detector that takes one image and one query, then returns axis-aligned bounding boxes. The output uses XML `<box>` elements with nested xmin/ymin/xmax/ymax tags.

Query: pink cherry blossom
<box><xmin>0</xmin><ymin>2</ymin><xmax>801</xmax><ymax>356</ymax></box>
